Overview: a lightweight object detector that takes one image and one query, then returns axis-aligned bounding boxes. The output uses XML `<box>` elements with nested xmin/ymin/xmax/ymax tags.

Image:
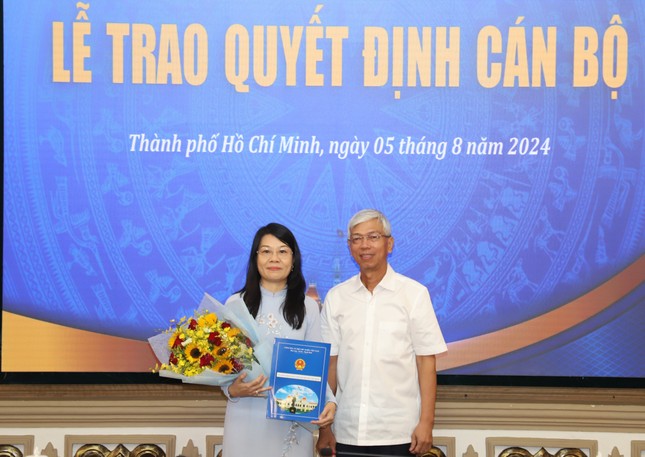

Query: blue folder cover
<box><xmin>266</xmin><ymin>338</ymin><xmax>331</xmax><ymax>425</ymax></box>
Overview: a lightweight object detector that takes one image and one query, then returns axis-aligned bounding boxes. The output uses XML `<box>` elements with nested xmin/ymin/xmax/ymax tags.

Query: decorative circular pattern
<box><xmin>3</xmin><ymin>1</ymin><xmax>644</xmax><ymax>375</ymax></box>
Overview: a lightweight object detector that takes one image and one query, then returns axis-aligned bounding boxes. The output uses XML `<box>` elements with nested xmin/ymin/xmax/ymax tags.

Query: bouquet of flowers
<box><xmin>148</xmin><ymin>293</ymin><xmax>271</xmax><ymax>387</ymax></box>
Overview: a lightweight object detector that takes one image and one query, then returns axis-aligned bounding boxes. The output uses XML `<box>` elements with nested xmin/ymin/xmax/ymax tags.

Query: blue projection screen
<box><xmin>2</xmin><ymin>0</ymin><xmax>645</xmax><ymax>379</ymax></box>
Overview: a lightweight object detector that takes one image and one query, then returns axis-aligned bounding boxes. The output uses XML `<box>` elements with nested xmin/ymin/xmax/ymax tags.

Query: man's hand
<box><xmin>316</xmin><ymin>425</ymin><xmax>337</xmax><ymax>456</ymax></box>
<box><xmin>311</xmin><ymin>401</ymin><xmax>336</xmax><ymax>428</ymax></box>
<box><xmin>409</xmin><ymin>421</ymin><xmax>433</xmax><ymax>456</ymax></box>
<box><xmin>412</xmin><ymin>354</ymin><xmax>437</xmax><ymax>455</ymax></box>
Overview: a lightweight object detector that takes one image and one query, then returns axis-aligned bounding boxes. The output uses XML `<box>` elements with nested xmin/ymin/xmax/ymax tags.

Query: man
<box><xmin>318</xmin><ymin>209</ymin><xmax>447</xmax><ymax>457</ymax></box>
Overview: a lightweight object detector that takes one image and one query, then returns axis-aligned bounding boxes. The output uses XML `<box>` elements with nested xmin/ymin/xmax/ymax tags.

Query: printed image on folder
<box><xmin>267</xmin><ymin>338</ymin><xmax>331</xmax><ymax>425</ymax></box>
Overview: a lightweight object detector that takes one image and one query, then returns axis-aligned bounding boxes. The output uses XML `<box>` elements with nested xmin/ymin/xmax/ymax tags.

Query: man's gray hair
<box><xmin>347</xmin><ymin>209</ymin><xmax>392</xmax><ymax>237</ymax></box>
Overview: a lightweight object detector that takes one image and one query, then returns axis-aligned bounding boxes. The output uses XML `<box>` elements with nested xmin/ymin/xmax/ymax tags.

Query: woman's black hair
<box><xmin>236</xmin><ymin>222</ymin><xmax>306</xmax><ymax>329</ymax></box>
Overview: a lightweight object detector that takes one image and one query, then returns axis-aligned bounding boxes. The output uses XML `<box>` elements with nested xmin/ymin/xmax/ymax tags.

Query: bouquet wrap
<box><xmin>148</xmin><ymin>293</ymin><xmax>272</xmax><ymax>387</ymax></box>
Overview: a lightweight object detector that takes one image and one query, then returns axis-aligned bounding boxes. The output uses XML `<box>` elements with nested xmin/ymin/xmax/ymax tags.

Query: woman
<box><xmin>222</xmin><ymin>222</ymin><xmax>336</xmax><ymax>457</ymax></box>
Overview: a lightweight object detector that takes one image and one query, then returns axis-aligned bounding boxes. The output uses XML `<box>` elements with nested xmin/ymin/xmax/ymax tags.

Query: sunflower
<box><xmin>213</xmin><ymin>359</ymin><xmax>234</xmax><ymax>374</ymax></box>
<box><xmin>226</xmin><ymin>328</ymin><xmax>241</xmax><ymax>338</ymax></box>
<box><xmin>184</xmin><ymin>343</ymin><xmax>202</xmax><ymax>362</ymax></box>
<box><xmin>214</xmin><ymin>346</ymin><xmax>231</xmax><ymax>359</ymax></box>
<box><xmin>198</xmin><ymin>312</ymin><xmax>218</xmax><ymax>327</ymax></box>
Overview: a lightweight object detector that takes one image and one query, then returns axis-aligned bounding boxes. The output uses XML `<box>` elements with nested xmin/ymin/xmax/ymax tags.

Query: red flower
<box><xmin>188</xmin><ymin>318</ymin><xmax>198</xmax><ymax>330</ymax></box>
<box><xmin>231</xmin><ymin>358</ymin><xmax>244</xmax><ymax>373</ymax></box>
<box><xmin>200</xmin><ymin>353</ymin><xmax>215</xmax><ymax>367</ymax></box>
<box><xmin>208</xmin><ymin>332</ymin><xmax>220</xmax><ymax>344</ymax></box>
<box><xmin>169</xmin><ymin>353</ymin><xmax>178</xmax><ymax>365</ymax></box>
<box><xmin>221</xmin><ymin>322</ymin><xmax>231</xmax><ymax>329</ymax></box>
<box><xmin>172</xmin><ymin>335</ymin><xmax>184</xmax><ymax>348</ymax></box>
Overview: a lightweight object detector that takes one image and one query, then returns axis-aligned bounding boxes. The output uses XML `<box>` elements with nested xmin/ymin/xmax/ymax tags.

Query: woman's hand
<box><xmin>311</xmin><ymin>401</ymin><xmax>336</xmax><ymax>428</ymax></box>
<box><xmin>227</xmin><ymin>372</ymin><xmax>271</xmax><ymax>398</ymax></box>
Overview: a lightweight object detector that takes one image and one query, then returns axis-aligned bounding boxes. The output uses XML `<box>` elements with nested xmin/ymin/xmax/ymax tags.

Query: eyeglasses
<box><xmin>257</xmin><ymin>247</ymin><xmax>293</xmax><ymax>259</ymax></box>
<box><xmin>348</xmin><ymin>233</ymin><xmax>390</xmax><ymax>245</ymax></box>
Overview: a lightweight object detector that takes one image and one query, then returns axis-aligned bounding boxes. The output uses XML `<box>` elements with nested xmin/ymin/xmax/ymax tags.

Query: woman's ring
<box><xmin>255</xmin><ymin>390</ymin><xmax>259</xmax><ymax>396</ymax></box>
